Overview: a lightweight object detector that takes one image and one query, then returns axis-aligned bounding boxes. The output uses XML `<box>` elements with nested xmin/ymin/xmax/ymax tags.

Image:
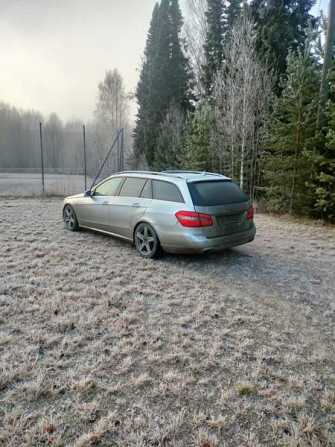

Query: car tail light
<box><xmin>175</xmin><ymin>211</ymin><xmax>213</xmax><ymax>227</ymax></box>
<box><xmin>246</xmin><ymin>205</ymin><xmax>254</xmax><ymax>220</ymax></box>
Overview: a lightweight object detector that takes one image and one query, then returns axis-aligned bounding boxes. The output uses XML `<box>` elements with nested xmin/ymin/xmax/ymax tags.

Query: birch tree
<box><xmin>95</xmin><ymin>69</ymin><xmax>128</xmax><ymax>133</ymax></box>
<box><xmin>213</xmin><ymin>14</ymin><xmax>273</xmax><ymax>198</ymax></box>
<box><xmin>94</xmin><ymin>69</ymin><xmax>130</xmax><ymax>174</ymax></box>
<box><xmin>184</xmin><ymin>0</ymin><xmax>208</xmax><ymax>95</ymax></box>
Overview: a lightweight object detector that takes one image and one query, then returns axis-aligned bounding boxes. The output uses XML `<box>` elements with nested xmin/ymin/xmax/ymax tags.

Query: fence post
<box><xmin>83</xmin><ymin>125</ymin><xmax>87</xmax><ymax>190</ymax></box>
<box><xmin>39</xmin><ymin>122</ymin><xmax>45</xmax><ymax>194</ymax></box>
<box><xmin>121</xmin><ymin>128</ymin><xmax>124</xmax><ymax>171</ymax></box>
<box><xmin>117</xmin><ymin>128</ymin><xmax>120</xmax><ymax>172</ymax></box>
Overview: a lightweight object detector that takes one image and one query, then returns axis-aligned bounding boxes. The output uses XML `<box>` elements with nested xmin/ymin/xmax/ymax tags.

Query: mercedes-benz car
<box><xmin>62</xmin><ymin>171</ymin><xmax>256</xmax><ymax>258</ymax></box>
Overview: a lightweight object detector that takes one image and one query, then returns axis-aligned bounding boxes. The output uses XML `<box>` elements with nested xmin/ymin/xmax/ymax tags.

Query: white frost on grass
<box><xmin>0</xmin><ymin>197</ymin><xmax>334</xmax><ymax>446</ymax></box>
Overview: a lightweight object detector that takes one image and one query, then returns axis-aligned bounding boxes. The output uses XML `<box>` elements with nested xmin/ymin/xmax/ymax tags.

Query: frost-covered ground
<box><xmin>0</xmin><ymin>173</ymin><xmax>91</xmax><ymax>197</ymax></box>
<box><xmin>0</xmin><ymin>198</ymin><xmax>334</xmax><ymax>446</ymax></box>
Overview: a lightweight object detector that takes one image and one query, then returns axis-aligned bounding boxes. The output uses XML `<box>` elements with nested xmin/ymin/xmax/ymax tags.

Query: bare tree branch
<box><xmin>213</xmin><ymin>14</ymin><xmax>273</xmax><ymax>198</ymax></box>
<box><xmin>183</xmin><ymin>0</ymin><xmax>208</xmax><ymax>95</ymax></box>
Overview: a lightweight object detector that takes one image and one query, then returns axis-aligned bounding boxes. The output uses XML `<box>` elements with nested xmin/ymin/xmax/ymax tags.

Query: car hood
<box><xmin>66</xmin><ymin>193</ymin><xmax>85</xmax><ymax>200</ymax></box>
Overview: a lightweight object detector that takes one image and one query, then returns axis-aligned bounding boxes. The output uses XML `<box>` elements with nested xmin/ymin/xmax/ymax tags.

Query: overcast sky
<box><xmin>0</xmin><ymin>0</ymin><xmax>328</xmax><ymax>124</ymax></box>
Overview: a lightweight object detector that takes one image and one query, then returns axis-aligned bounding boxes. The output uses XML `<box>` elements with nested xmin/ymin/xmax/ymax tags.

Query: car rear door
<box><xmin>187</xmin><ymin>180</ymin><xmax>252</xmax><ymax>238</ymax></box>
<box><xmin>142</xmin><ymin>180</ymin><xmax>188</xmax><ymax>244</ymax></box>
<box><xmin>108</xmin><ymin>177</ymin><xmax>152</xmax><ymax>239</ymax></box>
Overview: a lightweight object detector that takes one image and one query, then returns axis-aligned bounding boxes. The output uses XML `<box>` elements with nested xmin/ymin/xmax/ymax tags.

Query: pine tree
<box><xmin>181</xmin><ymin>100</ymin><xmax>214</xmax><ymax>171</ymax></box>
<box><xmin>154</xmin><ymin>103</ymin><xmax>184</xmax><ymax>170</ymax></box>
<box><xmin>134</xmin><ymin>3</ymin><xmax>163</xmax><ymax>167</ymax></box>
<box><xmin>251</xmin><ymin>0</ymin><xmax>316</xmax><ymax>84</ymax></box>
<box><xmin>134</xmin><ymin>0</ymin><xmax>192</xmax><ymax>168</ymax></box>
<box><xmin>308</xmin><ymin>64</ymin><xmax>335</xmax><ymax>221</ymax></box>
<box><xmin>262</xmin><ymin>41</ymin><xmax>319</xmax><ymax>215</ymax></box>
<box><xmin>225</xmin><ymin>0</ymin><xmax>242</xmax><ymax>29</ymax></box>
<box><xmin>202</xmin><ymin>0</ymin><xmax>225</xmax><ymax>95</ymax></box>
<box><xmin>169</xmin><ymin>0</ymin><xmax>193</xmax><ymax>111</ymax></box>
<box><xmin>202</xmin><ymin>0</ymin><xmax>243</xmax><ymax>96</ymax></box>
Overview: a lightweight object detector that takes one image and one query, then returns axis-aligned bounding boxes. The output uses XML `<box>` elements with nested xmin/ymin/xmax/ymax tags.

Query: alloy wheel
<box><xmin>63</xmin><ymin>205</ymin><xmax>77</xmax><ymax>230</ymax></box>
<box><xmin>135</xmin><ymin>223</ymin><xmax>160</xmax><ymax>258</ymax></box>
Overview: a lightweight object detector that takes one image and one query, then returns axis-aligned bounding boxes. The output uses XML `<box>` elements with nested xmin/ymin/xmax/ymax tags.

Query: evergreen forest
<box><xmin>134</xmin><ymin>0</ymin><xmax>335</xmax><ymax>222</ymax></box>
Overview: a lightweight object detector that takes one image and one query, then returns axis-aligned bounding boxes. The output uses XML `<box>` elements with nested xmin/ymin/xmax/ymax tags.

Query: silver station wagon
<box><xmin>63</xmin><ymin>171</ymin><xmax>256</xmax><ymax>258</ymax></box>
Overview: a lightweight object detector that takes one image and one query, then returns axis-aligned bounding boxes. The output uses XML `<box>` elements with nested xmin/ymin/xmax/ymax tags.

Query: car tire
<box><xmin>134</xmin><ymin>222</ymin><xmax>162</xmax><ymax>259</ymax></box>
<box><xmin>63</xmin><ymin>204</ymin><xmax>79</xmax><ymax>231</ymax></box>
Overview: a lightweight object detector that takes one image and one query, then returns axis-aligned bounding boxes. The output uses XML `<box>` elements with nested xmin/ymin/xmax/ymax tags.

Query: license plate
<box><xmin>217</xmin><ymin>214</ymin><xmax>242</xmax><ymax>226</ymax></box>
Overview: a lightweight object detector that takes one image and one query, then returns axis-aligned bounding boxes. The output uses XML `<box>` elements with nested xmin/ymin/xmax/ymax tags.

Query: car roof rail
<box><xmin>163</xmin><ymin>170</ymin><xmax>225</xmax><ymax>177</ymax></box>
<box><xmin>115</xmin><ymin>170</ymin><xmax>226</xmax><ymax>180</ymax></box>
<box><xmin>163</xmin><ymin>170</ymin><xmax>202</xmax><ymax>174</ymax></box>
<box><xmin>116</xmin><ymin>170</ymin><xmax>186</xmax><ymax>179</ymax></box>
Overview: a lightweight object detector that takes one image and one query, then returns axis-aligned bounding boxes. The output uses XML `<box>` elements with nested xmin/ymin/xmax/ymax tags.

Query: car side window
<box><xmin>94</xmin><ymin>177</ymin><xmax>123</xmax><ymax>196</ymax></box>
<box><xmin>140</xmin><ymin>180</ymin><xmax>152</xmax><ymax>199</ymax></box>
<box><xmin>152</xmin><ymin>180</ymin><xmax>184</xmax><ymax>203</ymax></box>
<box><xmin>118</xmin><ymin>177</ymin><xmax>147</xmax><ymax>198</ymax></box>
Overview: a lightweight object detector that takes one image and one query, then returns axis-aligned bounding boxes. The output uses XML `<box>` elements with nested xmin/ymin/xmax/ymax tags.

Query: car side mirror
<box><xmin>84</xmin><ymin>190</ymin><xmax>92</xmax><ymax>197</ymax></box>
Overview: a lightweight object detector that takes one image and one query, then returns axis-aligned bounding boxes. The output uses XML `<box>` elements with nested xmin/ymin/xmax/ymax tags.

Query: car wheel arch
<box><xmin>132</xmin><ymin>219</ymin><xmax>161</xmax><ymax>243</ymax></box>
<box><xmin>64</xmin><ymin>203</ymin><xmax>80</xmax><ymax>222</ymax></box>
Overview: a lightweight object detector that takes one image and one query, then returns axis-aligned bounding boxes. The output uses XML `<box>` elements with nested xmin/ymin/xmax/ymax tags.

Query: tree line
<box><xmin>133</xmin><ymin>0</ymin><xmax>335</xmax><ymax>222</ymax></box>
<box><xmin>0</xmin><ymin>69</ymin><xmax>132</xmax><ymax>178</ymax></box>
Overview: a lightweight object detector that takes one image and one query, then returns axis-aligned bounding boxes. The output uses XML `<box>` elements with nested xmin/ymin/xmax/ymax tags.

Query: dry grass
<box><xmin>0</xmin><ymin>198</ymin><xmax>334</xmax><ymax>446</ymax></box>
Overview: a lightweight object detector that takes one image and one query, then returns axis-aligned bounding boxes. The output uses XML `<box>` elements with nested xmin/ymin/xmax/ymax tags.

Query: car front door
<box><xmin>77</xmin><ymin>177</ymin><xmax>124</xmax><ymax>231</ymax></box>
<box><xmin>108</xmin><ymin>177</ymin><xmax>152</xmax><ymax>239</ymax></box>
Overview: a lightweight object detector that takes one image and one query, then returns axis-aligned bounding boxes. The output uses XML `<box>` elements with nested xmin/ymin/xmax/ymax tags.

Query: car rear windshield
<box><xmin>188</xmin><ymin>180</ymin><xmax>248</xmax><ymax>206</ymax></box>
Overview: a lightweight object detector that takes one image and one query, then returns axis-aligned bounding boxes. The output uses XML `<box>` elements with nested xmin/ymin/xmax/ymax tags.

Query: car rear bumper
<box><xmin>161</xmin><ymin>223</ymin><xmax>256</xmax><ymax>254</ymax></box>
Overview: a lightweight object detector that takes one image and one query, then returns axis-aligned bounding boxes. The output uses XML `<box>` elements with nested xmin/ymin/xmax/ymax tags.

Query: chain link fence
<box><xmin>0</xmin><ymin>123</ymin><xmax>133</xmax><ymax>197</ymax></box>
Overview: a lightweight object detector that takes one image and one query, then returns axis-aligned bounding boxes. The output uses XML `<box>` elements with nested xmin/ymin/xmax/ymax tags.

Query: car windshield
<box><xmin>188</xmin><ymin>180</ymin><xmax>248</xmax><ymax>206</ymax></box>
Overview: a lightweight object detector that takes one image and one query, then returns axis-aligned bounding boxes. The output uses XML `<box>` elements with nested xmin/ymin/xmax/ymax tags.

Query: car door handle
<box><xmin>102</xmin><ymin>201</ymin><xmax>109</xmax><ymax>206</ymax></box>
<box><xmin>132</xmin><ymin>202</ymin><xmax>140</xmax><ymax>208</ymax></box>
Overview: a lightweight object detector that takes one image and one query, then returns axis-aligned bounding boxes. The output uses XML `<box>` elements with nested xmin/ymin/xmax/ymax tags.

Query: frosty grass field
<box><xmin>0</xmin><ymin>185</ymin><xmax>334</xmax><ymax>445</ymax></box>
